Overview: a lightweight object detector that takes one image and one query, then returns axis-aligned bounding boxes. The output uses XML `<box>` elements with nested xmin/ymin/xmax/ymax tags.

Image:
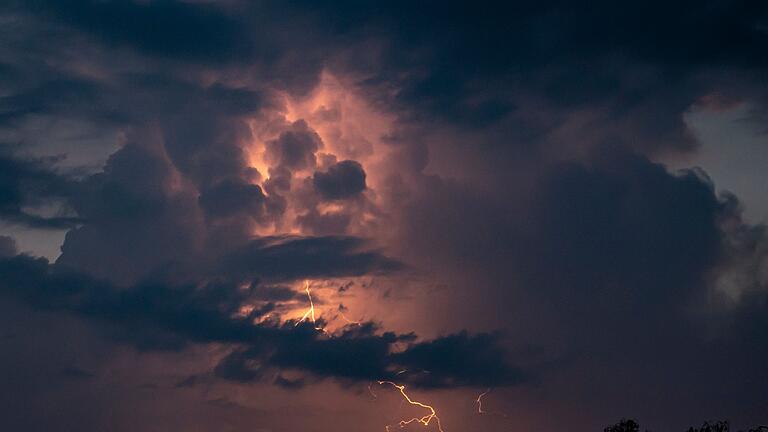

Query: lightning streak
<box><xmin>475</xmin><ymin>388</ymin><xmax>508</xmax><ymax>418</ymax></box>
<box><xmin>476</xmin><ymin>388</ymin><xmax>491</xmax><ymax>414</ymax></box>
<box><xmin>291</xmin><ymin>280</ymin><xmax>448</xmax><ymax>430</ymax></box>
<box><xmin>295</xmin><ymin>280</ymin><xmax>325</xmax><ymax>332</ymax></box>
<box><xmin>339</xmin><ymin>311</ymin><xmax>362</xmax><ymax>326</ymax></box>
<box><xmin>377</xmin><ymin>381</ymin><xmax>444</xmax><ymax>432</ymax></box>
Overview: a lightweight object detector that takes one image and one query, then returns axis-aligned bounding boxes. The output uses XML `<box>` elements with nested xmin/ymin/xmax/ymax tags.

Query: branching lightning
<box><xmin>376</xmin><ymin>381</ymin><xmax>444</xmax><ymax>432</ymax></box>
<box><xmin>290</xmin><ymin>280</ymin><xmax>451</xmax><ymax>431</ymax></box>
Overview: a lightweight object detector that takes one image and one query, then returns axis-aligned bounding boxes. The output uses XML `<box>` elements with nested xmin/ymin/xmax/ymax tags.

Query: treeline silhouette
<box><xmin>605</xmin><ymin>419</ymin><xmax>768</xmax><ymax>432</ymax></box>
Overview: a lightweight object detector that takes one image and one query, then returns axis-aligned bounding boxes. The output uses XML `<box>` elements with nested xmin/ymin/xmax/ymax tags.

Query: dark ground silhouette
<box><xmin>605</xmin><ymin>419</ymin><xmax>768</xmax><ymax>432</ymax></box>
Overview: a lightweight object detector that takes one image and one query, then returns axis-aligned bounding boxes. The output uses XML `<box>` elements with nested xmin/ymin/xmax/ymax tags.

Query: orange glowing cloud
<box><xmin>241</xmin><ymin>71</ymin><xmax>400</xmax><ymax>239</ymax></box>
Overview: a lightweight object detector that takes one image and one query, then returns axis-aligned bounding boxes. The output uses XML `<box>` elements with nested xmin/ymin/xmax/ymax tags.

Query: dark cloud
<box><xmin>273</xmin><ymin>374</ymin><xmax>306</xmax><ymax>390</ymax></box>
<box><xmin>214</xmin><ymin>322</ymin><xmax>526</xmax><ymax>389</ymax></box>
<box><xmin>0</xmin><ymin>253</ymin><xmax>525</xmax><ymax>390</ymax></box>
<box><xmin>0</xmin><ymin>255</ymin><xmax>249</xmax><ymax>348</ymax></box>
<box><xmin>392</xmin><ymin>331</ymin><xmax>527</xmax><ymax>388</ymax></box>
<box><xmin>312</xmin><ymin>1</ymin><xmax>767</xmax><ymax>165</ymax></box>
<box><xmin>0</xmin><ymin>149</ymin><xmax>81</xmax><ymax>229</ymax></box>
<box><xmin>0</xmin><ymin>254</ymin><xmax>291</xmax><ymax>350</ymax></box>
<box><xmin>390</xmin><ymin>144</ymin><xmax>768</xmax><ymax>426</ymax></box>
<box><xmin>20</xmin><ymin>0</ymin><xmax>252</xmax><ymax>62</ymax></box>
<box><xmin>0</xmin><ymin>77</ymin><xmax>103</xmax><ymax>125</ymax></box>
<box><xmin>58</xmin><ymin>366</ymin><xmax>95</xmax><ymax>380</ymax></box>
<box><xmin>0</xmin><ymin>235</ymin><xmax>17</xmax><ymax>257</ymax></box>
<box><xmin>3</xmin><ymin>0</ymin><xmax>766</xmax><ymax>152</ymax></box>
<box><xmin>57</xmin><ymin>136</ymin><xmax>202</xmax><ymax>284</ymax></box>
<box><xmin>174</xmin><ymin>374</ymin><xmax>200</xmax><ymax>389</ymax></box>
<box><xmin>198</xmin><ymin>179</ymin><xmax>267</xmax><ymax>220</ymax></box>
<box><xmin>225</xmin><ymin>323</ymin><xmax>408</xmax><ymax>383</ymax></box>
<box><xmin>219</xmin><ymin>236</ymin><xmax>402</xmax><ymax>281</ymax></box>
<box><xmin>522</xmin><ymin>150</ymin><xmax>724</xmax><ymax>313</ymax></box>
<box><xmin>313</xmin><ymin>160</ymin><xmax>367</xmax><ymax>200</ymax></box>
<box><xmin>250</xmin><ymin>283</ymin><xmax>301</xmax><ymax>302</ymax></box>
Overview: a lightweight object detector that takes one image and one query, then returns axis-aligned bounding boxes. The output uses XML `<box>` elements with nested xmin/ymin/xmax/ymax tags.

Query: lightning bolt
<box><xmin>376</xmin><ymin>381</ymin><xmax>445</xmax><ymax>432</ymax></box>
<box><xmin>474</xmin><ymin>388</ymin><xmax>508</xmax><ymax>418</ymax></box>
<box><xmin>368</xmin><ymin>382</ymin><xmax>378</xmax><ymax>399</ymax></box>
<box><xmin>286</xmin><ymin>281</ymin><xmax>458</xmax><ymax>432</ymax></box>
<box><xmin>338</xmin><ymin>310</ymin><xmax>362</xmax><ymax>326</ymax></box>
<box><xmin>476</xmin><ymin>388</ymin><xmax>491</xmax><ymax>414</ymax></box>
<box><xmin>291</xmin><ymin>280</ymin><xmax>450</xmax><ymax>430</ymax></box>
<box><xmin>295</xmin><ymin>280</ymin><xmax>326</xmax><ymax>332</ymax></box>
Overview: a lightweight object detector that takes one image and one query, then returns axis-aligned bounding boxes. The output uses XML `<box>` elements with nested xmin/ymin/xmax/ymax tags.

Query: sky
<box><xmin>1</xmin><ymin>1</ymin><xmax>767</xmax><ymax>431</ymax></box>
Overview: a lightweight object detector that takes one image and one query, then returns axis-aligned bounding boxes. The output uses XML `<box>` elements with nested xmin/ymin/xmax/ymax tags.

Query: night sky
<box><xmin>1</xmin><ymin>2</ymin><xmax>767</xmax><ymax>431</ymax></box>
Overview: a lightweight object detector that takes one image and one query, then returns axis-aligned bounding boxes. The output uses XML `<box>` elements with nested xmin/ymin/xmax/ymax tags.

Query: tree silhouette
<box><xmin>688</xmin><ymin>421</ymin><xmax>729</xmax><ymax>432</ymax></box>
<box><xmin>603</xmin><ymin>419</ymin><xmax>767</xmax><ymax>432</ymax></box>
<box><xmin>605</xmin><ymin>419</ymin><xmax>642</xmax><ymax>432</ymax></box>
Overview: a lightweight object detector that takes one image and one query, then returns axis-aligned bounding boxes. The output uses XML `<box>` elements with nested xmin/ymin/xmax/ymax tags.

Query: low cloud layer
<box><xmin>0</xmin><ymin>252</ymin><xmax>523</xmax><ymax>389</ymax></box>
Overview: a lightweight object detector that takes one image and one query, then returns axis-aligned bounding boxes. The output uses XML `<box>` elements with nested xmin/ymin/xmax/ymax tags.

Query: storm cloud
<box><xmin>1</xmin><ymin>1</ymin><xmax>767</xmax><ymax>431</ymax></box>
